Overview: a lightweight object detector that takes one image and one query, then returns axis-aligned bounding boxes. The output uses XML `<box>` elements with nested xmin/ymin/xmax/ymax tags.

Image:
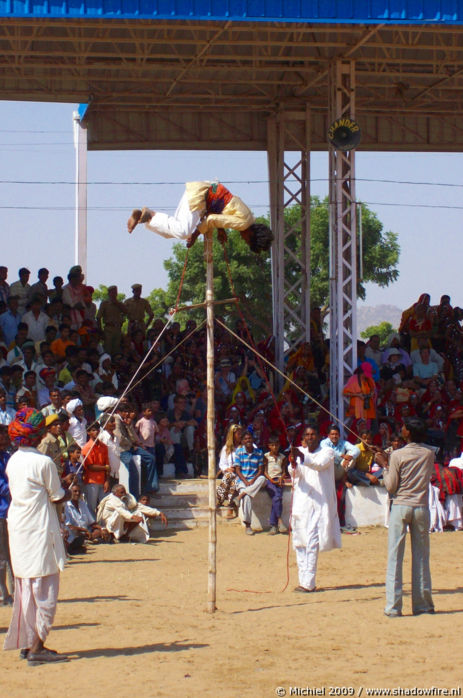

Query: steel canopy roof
<box><xmin>1</xmin><ymin>15</ymin><xmax>463</xmax><ymax>150</ymax></box>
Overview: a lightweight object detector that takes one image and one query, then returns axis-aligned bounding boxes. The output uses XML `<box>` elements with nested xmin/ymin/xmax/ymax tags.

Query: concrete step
<box><xmin>148</xmin><ymin>477</ymin><xmax>240</xmax><ymax>530</ymax></box>
<box><xmin>150</xmin><ymin>493</ymin><xmax>209</xmax><ymax>508</ymax></box>
<box><xmin>156</xmin><ymin>479</ymin><xmax>209</xmax><ymax>495</ymax></box>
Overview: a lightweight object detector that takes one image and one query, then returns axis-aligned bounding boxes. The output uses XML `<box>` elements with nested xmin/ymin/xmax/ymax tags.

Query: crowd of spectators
<box><xmin>1</xmin><ymin>263</ymin><xmax>463</xmax><ymax>549</ymax></box>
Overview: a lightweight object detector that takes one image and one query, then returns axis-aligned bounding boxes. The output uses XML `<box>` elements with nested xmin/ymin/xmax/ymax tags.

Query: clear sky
<box><xmin>1</xmin><ymin>100</ymin><xmax>462</xmax><ymax>313</ymax></box>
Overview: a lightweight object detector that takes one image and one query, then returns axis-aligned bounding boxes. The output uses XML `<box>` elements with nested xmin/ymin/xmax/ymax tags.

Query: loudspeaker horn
<box><xmin>328</xmin><ymin>118</ymin><xmax>361</xmax><ymax>151</ymax></box>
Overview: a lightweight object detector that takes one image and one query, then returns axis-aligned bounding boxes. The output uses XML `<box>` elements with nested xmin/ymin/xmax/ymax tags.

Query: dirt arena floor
<box><xmin>1</xmin><ymin>525</ymin><xmax>462</xmax><ymax>698</ymax></box>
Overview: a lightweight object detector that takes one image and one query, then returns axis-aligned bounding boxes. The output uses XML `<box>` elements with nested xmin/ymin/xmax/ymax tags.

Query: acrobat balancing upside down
<box><xmin>127</xmin><ymin>181</ymin><xmax>273</xmax><ymax>253</ymax></box>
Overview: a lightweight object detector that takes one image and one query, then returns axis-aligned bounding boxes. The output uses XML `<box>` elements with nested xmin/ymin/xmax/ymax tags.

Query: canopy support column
<box><xmin>329</xmin><ymin>60</ymin><xmax>358</xmax><ymax>427</ymax></box>
<box><xmin>73</xmin><ymin>110</ymin><xmax>88</xmax><ymax>277</ymax></box>
<box><xmin>267</xmin><ymin>109</ymin><xmax>312</xmax><ymax>377</ymax></box>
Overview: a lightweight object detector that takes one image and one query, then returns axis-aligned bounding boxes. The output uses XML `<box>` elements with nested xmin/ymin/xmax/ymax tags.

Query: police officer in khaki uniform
<box><xmin>96</xmin><ymin>285</ymin><xmax>127</xmax><ymax>355</ymax></box>
<box><xmin>124</xmin><ymin>283</ymin><xmax>154</xmax><ymax>333</ymax></box>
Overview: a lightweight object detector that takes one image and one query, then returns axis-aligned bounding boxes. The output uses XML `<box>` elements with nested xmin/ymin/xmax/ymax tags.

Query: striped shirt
<box><xmin>234</xmin><ymin>445</ymin><xmax>264</xmax><ymax>480</ymax></box>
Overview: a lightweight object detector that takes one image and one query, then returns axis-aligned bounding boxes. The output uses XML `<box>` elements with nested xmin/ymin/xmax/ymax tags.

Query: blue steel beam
<box><xmin>2</xmin><ymin>0</ymin><xmax>463</xmax><ymax>23</ymax></box>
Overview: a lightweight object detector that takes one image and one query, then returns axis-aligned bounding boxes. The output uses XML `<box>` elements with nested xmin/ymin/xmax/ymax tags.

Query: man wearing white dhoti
<box><xmin>127</xmin><ymin>181</ymin><xmax>273</xmax><ymax>253</ymax></box>
<box><xmin>97</xmin><ymin>485</ymin><xmax>167</xmax><ymax>543</ymax></box>
<box><xmin>3</xmin><ymin>408</ymin><xmax>71</xmax><ymax>665</ymax></box>
<box><xmin>289</xmin><ymin>425</ymin><xmax>341</xmax><ymax>593</ymax></box>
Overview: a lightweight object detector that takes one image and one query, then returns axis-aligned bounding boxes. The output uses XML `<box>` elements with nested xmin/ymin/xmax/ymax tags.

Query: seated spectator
<box><xmin>15</xmin><ymin>370</ymin><xmax>38</xmax><ymax>408</ymax></box>
<box><xmin>154</xmin><ymin>412</ymin><xmax>173</xmax><ymax>479</ymax></box>
<box><xmin>381</xmin><ymin>334</ymin><xmax>412</xmax><ymax>372</ymax></box>
<box><xmin>0</xmin><ymin>296</ymin><xmax>21</xmax><ymax>348</ymax></box>
<box><xmin>66</xmin><ymin>398</ymin><xmax>87</xmax><ymax>448</ymax></box>
<box><xmin>58</xmin><ymin>345</ymin><xmax>81</xmax><ymax>387</ymax></box>
<box><xmin>320</xmin><ymin>424</ymin><xmax>360</xmax><ymax>532</ymax></box>
<box><xmin>64</xmin><ymin>483</ymin><xmax>110</xmax><ymax>554</ymax></box>
<box><xmin>63</xmin><ymin>443</ymin><xmax>83</xmax><ymax>487</ymax></box>
<box><xmin>73</xmin><ymin>369</ymin><xmax>97</xmax><ymax>420</ymax></box>
<box><xmin>349</xmin><ymin>431</ymin><xmax>382</xmax><ymax>486</ymax></box>
<box><xmin>263</xmin><ymin>433</ymin><xmax>288</xmax><ymax>535</ymax></box>
<box><xmin>37</xmin><ymin>367</ymin><xmax>57</xmax><ymax>408</ymax></box>
<box><xmin>97</xmin><ymin>484</ymin><xmax>166</xmax><ymax>543</ymax></box>
<box><xmin>97</xmin><ymin>353</ymin><xmax>118</xmax><ymax>392</ymax></box>
<box><xmin>234</xmin><ymin>431</ymin><xmax>266</xmax><ymax>535</ymax></box>
<box><xmin>50</xmin><ymin>323</ymin><xmax>74</xmax><ymax>360</ymax></box>
<box><xmin>364</xmin><ymin>334</ymin><xmax>382</xmax><ymax>368</ymax></box>
<box><xmin>22</xmin><ymin>296</ymin><xmax>50</xmax><ymax>343</ymax></box>
<box><xmin>6</xmin><ymin>321</ymin><xmax>28</xmax><ymax>361</ymax></box>
<box><xmin>214</xmin><ymin>358</ymin><xmax>236</xmax><ymax>407</ymax></box>
<box><xmin>0</xmin><ymin>388</ymin><xmax>15</xmax><ymax>425</ymax></box>
<box><xmin>343</xmin><ymin>363</ymin><xmax>377</xmax><ymax>425</ymax></box>
<box><xmin>0</xmin><ymin>366</ymin><xmax>18</xmax><ymax>410</ymax></box>
<box><xmin>413</xmin><ymin>347</ymin><xmax>441</xmax><ymax>387</ymax></box>
<box><xmin>81</xmin><ymin>423</ymin><xmax>110</xmax><ymax>516</ymax></box>
<box><xmin>216</xmin><ymin>424</ymin><xmax>242</xmax><ymax>515</ymax></box>
<box><xmin>41</xmin><ymin>388</ymin><xmax>62</xmax><ymax>417</ymax></box>
<box><xmin>167</xmin><ymin>394</ymin><xmax>197</xmax><ymax>478</ymax></box>
<box><xmin>380</xmin><ymin>348</ymin><xmax>407</xmax><ymax>383</ymax></box>
<box><xmin>18</xmin><ymin>341</ymin><xmax>40</xmax><ymax>377</ymax></box>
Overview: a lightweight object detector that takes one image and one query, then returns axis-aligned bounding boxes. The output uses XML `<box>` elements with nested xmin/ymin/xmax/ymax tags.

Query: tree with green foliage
<box><xmin>146</xmin><ymin>198</ymin><xmax>400</xmax><ymax>338</ymax></box>
<box><xmin>360</xmin><ymin>321</ymin><xmax>396</xmax><ymax>345</ymax></box>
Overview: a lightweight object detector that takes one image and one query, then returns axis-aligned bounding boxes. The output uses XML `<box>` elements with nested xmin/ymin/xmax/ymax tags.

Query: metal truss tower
<box><xmin>329</xmin><ymin>60</ymin><xmax>358</xmax><ymax>426</ymax></box>
<box><xmin>267</xmin><ymin>109</ymin><xmax>312</xmax><ymax>375</ymax></box>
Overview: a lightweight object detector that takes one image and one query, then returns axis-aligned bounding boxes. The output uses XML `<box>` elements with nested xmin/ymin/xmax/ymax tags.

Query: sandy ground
<box><xmin>1</xmin><ymin>525</ymin><xmax>463</xmax><ymax>698</ymax></box>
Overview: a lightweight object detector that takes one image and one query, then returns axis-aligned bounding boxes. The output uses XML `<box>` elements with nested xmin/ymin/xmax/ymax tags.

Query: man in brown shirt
<box><xmin>381</xmin><ymin>417</ymin><xmax>435</xmax><ymax>617</ymax></box>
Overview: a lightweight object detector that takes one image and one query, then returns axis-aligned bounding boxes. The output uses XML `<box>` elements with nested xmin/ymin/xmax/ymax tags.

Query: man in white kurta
<box><xmin>97</xmin><ymin>485</ymin><xmax>167</xmax><ymax>543</ymax></box>
<box><xmin>4</xmin><ymin>436</ymin><xmax>70</xmax><ymax>663</ymax></box>
<box><xmin>289</xmin><ymin>425</ymin><xmax>341</xmax><ymax>592</ymax></box>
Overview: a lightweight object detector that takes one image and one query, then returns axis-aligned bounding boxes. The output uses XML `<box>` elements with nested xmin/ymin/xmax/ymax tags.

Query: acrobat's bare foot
<box><xmin>127</xmin><ymin>209</ymin><xmax>142</xmax><ymax>233</ymax></box>
<box><xmin>139</xmin><ymin>207</ymin><xmax>154</xmax><ymax>223</ymax></box>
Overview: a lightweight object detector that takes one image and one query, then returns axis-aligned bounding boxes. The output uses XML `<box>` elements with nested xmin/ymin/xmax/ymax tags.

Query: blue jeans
<box><xmin>120</xmin><ymin>450</ymin><xmax>141</xmax><ymax>499</ymax></box>
<box><xmin>385</xmin><ymin>504</ymin><xmax>434</xmax><ymax>616</ymax></box>
<box><xmin>120</xmin><ymin>447</ymin><xmax>158</xmax><ymax>497</ymax></box>
<box><xmin>265</xmin><ymin>481</ymin><xmax>283</xmax><ymax>527</ymax></box>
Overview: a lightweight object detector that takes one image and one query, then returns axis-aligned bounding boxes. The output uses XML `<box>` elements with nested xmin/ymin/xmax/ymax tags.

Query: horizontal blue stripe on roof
<box><xmin>1</xmin><ymin>0</ymin><xmax>463</xmax><ymax>22</ymax></box>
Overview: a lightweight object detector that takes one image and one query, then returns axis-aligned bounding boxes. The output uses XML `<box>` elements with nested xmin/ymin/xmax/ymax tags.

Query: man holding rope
<box><xmin>127</xmin><ymin>181</ymin><xmax>273</xmax><ymax>253</ymax></box>
<box><xmin>3</xmin><ymin>408</ymin><xmax>71</xmax><ymax>665</ymax></box>
<box><xmin>289</xmin><ymin>425</ymin><xmax>341</xmax><ymax>593</ymax></box>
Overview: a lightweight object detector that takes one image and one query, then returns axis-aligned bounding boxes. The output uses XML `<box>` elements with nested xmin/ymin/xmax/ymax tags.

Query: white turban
<box><xmin>96</xmin><ymin>396</ymin><xmax>118</xmax><ymax>413</ymax></box>
<box><xmin>66</xmin><ymin>398</ymin><xmax>83</xmax><ymax>416</ymax></box>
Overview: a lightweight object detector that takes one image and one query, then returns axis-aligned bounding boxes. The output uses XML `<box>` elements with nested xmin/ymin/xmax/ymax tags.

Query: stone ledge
<box><xmin>246</xmin><ymin>484</ymin><xmax>388</xmax><ymax>531</ymax></box>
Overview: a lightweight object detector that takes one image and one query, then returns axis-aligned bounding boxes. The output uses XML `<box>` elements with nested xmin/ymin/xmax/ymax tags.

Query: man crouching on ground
<box><xmin>97</xmin><ymin>484</ymin><xmax>167</xmax><ymax>543</ymax></box>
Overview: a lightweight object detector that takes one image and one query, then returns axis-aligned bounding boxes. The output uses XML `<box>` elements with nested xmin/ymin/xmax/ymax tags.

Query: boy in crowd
<box><xmin>264</xmin><ymin>433</ymin><xmax>288</xmax><ymax>535</ymax></box>
<box><xmin>81</xmin><ymin>423</ymin><xmax>110</xmax><ymax>516</ymax></box>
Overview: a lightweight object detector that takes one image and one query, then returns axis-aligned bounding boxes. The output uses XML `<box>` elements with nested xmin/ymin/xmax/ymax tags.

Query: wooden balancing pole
<box><xmin>204</xmin><ymin>230</ymin><xmax>217</xmax><ymax>613</ymax></box>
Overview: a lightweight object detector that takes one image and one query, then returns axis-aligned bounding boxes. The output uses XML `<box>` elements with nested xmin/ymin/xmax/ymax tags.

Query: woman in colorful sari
<box><xmin>343</xmin><ymin>362</ymin><xmax>377</xmax><ymax>426</ymax></box>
